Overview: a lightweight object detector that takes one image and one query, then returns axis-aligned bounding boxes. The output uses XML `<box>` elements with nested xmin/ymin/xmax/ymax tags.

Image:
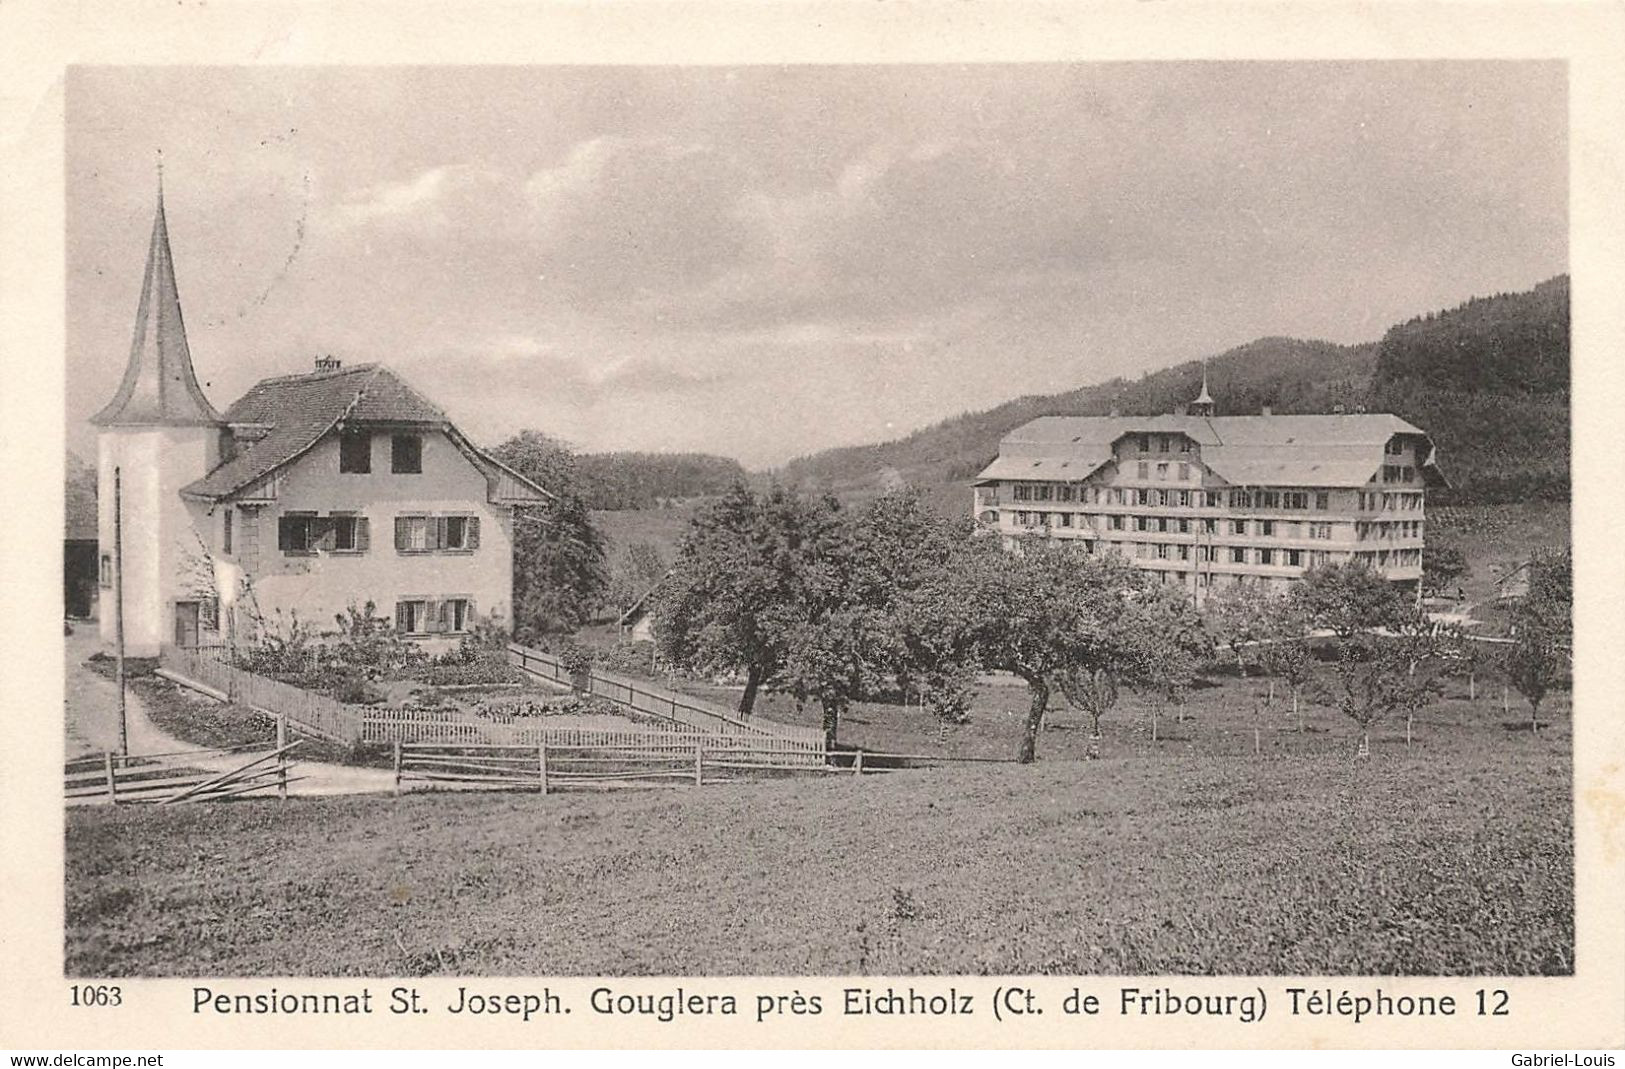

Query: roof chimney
<box><xmin>315</xmin><ymin>354</ymin><xmax>342</xmax><ymax>372</ymax></box>
<box><xmin>1260</xmin><ymin>404</ymin><xmax>1273</xmax><ymax>417</ymax></box>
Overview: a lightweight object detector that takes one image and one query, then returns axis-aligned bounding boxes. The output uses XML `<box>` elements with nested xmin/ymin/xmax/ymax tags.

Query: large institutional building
<box><xmin>91</xmin><ymin>182</ymin><xmax>549</xmax><ymax>656</ymax></box>
<box><xmin>972</xmin><ymin>374</ymin><xmax>1446</xmax><ymax>600</ymax></box>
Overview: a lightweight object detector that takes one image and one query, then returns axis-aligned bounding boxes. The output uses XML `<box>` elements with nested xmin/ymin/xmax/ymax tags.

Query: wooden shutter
<box><xmin>395</xmin><ymin>600</ymin><xmax>408</xmax><ymax>632</ymax></box>
<box><xmin>424</xmin><ymin>599</ymin><xmax>443</xmax><ymax>633</ymax></box>
<box><xmin>430</xmin><ymin>517</ymin><xmax>446</xmax><ymax>551</ymax></box>
<box><xmin>355</xmin><ymin>517</ymin><xmax>370</xmax><ymax>553</ymax></box>
<box><xmin>466</xmin><ymin>516</ymin><xmax>480</xmax><ymax>550</ymax></box>
<box><xmin>395</xmin><ymin>516</ymin><xmax>409</xmax><ymax>552</ymax></box>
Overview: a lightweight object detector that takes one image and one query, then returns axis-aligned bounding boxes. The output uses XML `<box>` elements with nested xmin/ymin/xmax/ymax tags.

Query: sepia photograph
<box><xmin>56</xmin><ymin>60</ymin><xmax>1574</xmax><ymax>984</ymax></box>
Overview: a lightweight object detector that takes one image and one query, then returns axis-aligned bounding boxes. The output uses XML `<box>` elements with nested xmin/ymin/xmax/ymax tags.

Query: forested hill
<box><xmin>778</xmin><ymin>336</ymin><xmax>1379</xmax><ymax>516</ymax></box>
<box><xmin>576</xmin><ymin>451</ymin><xmax>749</xmax><ymax>510</ymax></box>
<box><xmin>778</xmin><ymin>276</ymin><xmax>1569</xmax><ymax>512</ymax></box>
<box><xmin>1370</xmin><ymin>276</ymin><xmax>1568</xmax><ymax>505</ymax></box>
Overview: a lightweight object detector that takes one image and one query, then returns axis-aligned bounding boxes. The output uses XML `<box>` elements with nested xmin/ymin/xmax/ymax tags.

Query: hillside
<box><xmin>1371</xmin><ymin>276</ymin><xmax>1569</xmax><ymax>504</ymax></box>
<box><xmin>575</xmin><ymin>451</ymin><xmax>748</xmax><ymax>510</ymax></box>
<box><xmin>780</xmin><ymin>277</ymin><xmax>1568</xmax><ymax>513</ymax></box>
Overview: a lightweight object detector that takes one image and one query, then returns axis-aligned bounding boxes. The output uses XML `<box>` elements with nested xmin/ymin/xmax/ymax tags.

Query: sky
<box><xmin>65</xmin><ymin>63</ymin><xmax>1567</xmax><ymax>469</ymax></box>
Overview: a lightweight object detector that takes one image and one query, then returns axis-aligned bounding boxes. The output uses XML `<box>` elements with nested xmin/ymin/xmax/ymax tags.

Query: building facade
<box><xmin>973</xmin><ymin>381</ymin><xmax>1446</xmax><ymax>601</ymax></box>
<box><xmin>92</xmin><ymin>183</ymin><xmax>548</xmax><ymax>656</ymax></box>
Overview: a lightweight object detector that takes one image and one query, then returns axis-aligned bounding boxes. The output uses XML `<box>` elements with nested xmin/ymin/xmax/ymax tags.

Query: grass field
<box><xmin>1430</xmin><ymin>502</ymin><xmax>1571</xmax><ymax>608</ymax></box>
<box><xmin>66</xmin><ymin>680</ymin><xmax>1571</xmax><ymax>977</ymax></box>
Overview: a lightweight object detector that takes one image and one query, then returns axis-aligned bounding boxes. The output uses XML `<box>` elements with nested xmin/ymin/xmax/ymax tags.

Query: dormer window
<box><xmin>392</xmin><ymin>434</ymin><xmax>423</xmax><ymax>474</ymax></box>
<box><xmin>340</xmin><ymin>430</ymin><xmax>372</xmax><ymax>474</ymax></box>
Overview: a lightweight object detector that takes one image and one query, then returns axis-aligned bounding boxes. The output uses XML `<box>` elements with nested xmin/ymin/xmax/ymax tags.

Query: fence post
<box><xmin>693</xmin><ymin>744</ymin><xmax>703</xmax><ymax>786</ymax></box>
<box><xmin>539</xmin><ymin>744</ymin><xmax>549</xmax><ymax>796</ymax></box>
<box><xmin>104</xmin><ymin>751</ymin><xmax>117</xmax><ymax>804</ymax></box>
<box><xmin>392</xmin><ymin>741</ymin><xmax>402</xmax><ymax>795</ymax></box>
<box><xmin>854</xmin><ymin>751</ymin><xmax>864</xmax><ymax>776</ymax></box>
<box><xmin>276</xmin><ymin>713</ymin><xmax>288</xmax><ymax>800</ymax></box>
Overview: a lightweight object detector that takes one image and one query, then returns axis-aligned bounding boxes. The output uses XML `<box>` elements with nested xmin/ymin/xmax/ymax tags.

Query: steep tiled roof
<box><xmin>180</xmin><ymin>363</ymin><xmax>546</xmax><ymax>503</ymax></box>
<box><xmin>979</xmin><ymin>413</ymin><xmax>1445</xmax><ymax>488</ymax></box>
<box><xmin>91</xmin><ymin>187</ymin><xmax>224</xmax><ymax>427</ymax></box>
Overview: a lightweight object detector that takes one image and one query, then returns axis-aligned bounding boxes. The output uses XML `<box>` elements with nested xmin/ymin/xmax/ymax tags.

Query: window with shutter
<box><xmin>313</xmin><ymin>517</ymin><xmax>337</xmax><ymax>552</ymax></box>
<box><xmin>278</xmin><ymin>513</ymin><xmax>316</xmax><ymax>554</ymax></box>
<box><xmin>330</xmin><ymin>515</ymin><xmax>359</xmax><ymax>552</ymax></box>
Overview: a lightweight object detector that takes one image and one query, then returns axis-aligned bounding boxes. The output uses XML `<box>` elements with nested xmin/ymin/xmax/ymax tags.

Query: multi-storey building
<box><xmin>91</xmin><ymin>181</ymin><xmax>549</xmax><ymax>656</ymax></box>
<box><xmin>972</xmin><ymin>377</ymin><xmax>1446</xmax><ymax>600</ymax></box>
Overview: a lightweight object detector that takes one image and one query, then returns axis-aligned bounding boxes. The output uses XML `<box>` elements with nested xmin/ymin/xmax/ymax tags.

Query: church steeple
<box><xmin>91</xmin><ymin>169</ymin><xmax>223</xmax><ymax>427</ymax></box>
<box><xmin>1189</xmin><ymin>359</ymin><xmax>1215</xmax><ymax>418</ymax></box>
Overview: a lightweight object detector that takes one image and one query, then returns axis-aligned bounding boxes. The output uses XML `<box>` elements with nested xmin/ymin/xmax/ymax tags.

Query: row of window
<box><xmin>1010</xmin><ymin>511</ymin><xmax>1339</xmax><ymax>540</ymax></box>
<box><xmin>1357</xmin><ymin>491</ymin><xmax>1424</xmax><ymax>512</ymax></box>
<box><xmin>339</xmin><ymin>430</ymin><xmax>425</xmax><ymax>475</ymax></box>
<box><xmin>1006</xmin><ymin>483</ymin><xmax>1335</xmax><ymax>511</ymax></box>
<box><xmin>1381</xmin><ymin>465</ymin><xmax>1418</xmax><ymax>484</ymax></box>
<box><xmin>1014</xmin><ymin>535</ymin><xmax>1334</xmax><ymax>570</ymax></box>
<box><xmin>273</xmin><ymin>512</ymin><xmax>481</xmax><ymax>555</ymax></box>
<box><xmin>1356</xmin><ymin>519</ymin><xmax>1424</xmax><ymax>541</ymax></box>
<box><xmin>395</xmin><ymin>596</ymin><xmax>475</xmax><ymax>635</ymax></box>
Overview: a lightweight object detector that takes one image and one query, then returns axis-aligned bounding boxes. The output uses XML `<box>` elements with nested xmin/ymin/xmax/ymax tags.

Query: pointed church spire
<box><xmin>91</xmin><ymin>169</ymin><xmax>223</xmax><ymax>427</ymax></box>
<box><xmin>1189</xmin><ymin>359</ymin><xmax>1215</xmax><ymax>417</ymax></box>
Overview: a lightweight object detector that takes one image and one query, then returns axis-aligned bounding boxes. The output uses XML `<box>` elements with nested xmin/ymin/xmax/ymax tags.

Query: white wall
<box><xmin>203</xmin><ymin>428</ymin><xmax>515</xmax><ymax>643</ymax></box>
<box><xmin>97</xmin><ymin>427</ymin><xmax>219</xmax><ymax>656</ymax></box>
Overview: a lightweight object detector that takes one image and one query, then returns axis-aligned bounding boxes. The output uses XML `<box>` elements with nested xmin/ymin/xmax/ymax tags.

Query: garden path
<box><xmin>64</xmin><ymin>624</ymin><xmax>396</xmax><ymax>797</ymax></box>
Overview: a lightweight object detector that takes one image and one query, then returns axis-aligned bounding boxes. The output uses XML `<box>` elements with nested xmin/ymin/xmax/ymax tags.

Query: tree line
<box><xmin>641</xmin><ymin>483</ymin><xmax>1572</xmax><ymax>761</ymax></box>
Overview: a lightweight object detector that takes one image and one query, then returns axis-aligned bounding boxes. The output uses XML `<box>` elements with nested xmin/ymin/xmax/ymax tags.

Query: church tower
<box><xmin>1188</xmin><ymin>360</ymin><xmax>1216</xmax><ymax>418</ymax></box>
<box><xmin>91</xmin><ymin>174</ymin><xmax>224</xmax><ymax>655</ymax></box>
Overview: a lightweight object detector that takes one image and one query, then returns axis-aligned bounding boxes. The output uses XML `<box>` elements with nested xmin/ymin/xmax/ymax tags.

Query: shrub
<box><xmin>559</xmin><ymin>641</ymin><xmax>595</xmax><ymax>693</ymax></box>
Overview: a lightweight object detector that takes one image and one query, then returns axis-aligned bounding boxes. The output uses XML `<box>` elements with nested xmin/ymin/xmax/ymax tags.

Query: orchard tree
<box><xmin>849</xmin><ymin>491</ymin><xmax>983</xmax><ymax>723</ymax></box>
<box><xmin>1256</xmin><ymin>608</ymin><xmax>1316</xmax><ymax>733</ymax></box>
<box><xmin>492</xmin><ymin>430</ymin><xmax>609</xmax><ymax>638</ymax></box>
<box><xmin>1204</xmin><ymin>581</ymin><xmax>1275</xmax><ymax>681</ymax></box>
<box><xmin>1291</xmin><ymin>560</ymin><xmax>1408</xmax><ymax>638</ymax></box>
<box><xmin>1388</xmin><ymin>608</ymin><xmax>1448</xmax><ymax>746</ymax></box>
<box><xmin>1118</xmin><ymin>583</ymin><xmax>1210</xmax><ymax>742</ymax></box>
<box><xmin>1315</xmin><ymin>635</ymin><xmax>1409</xmax><ymax>757</ymax></box>
<box><xmin>654</xmin><ymin>483</ymin><xmax>843</xmax><ymax>717</ymax></box>
<box><xmin>1504</xmin><ymin>552</ymin><xmax>1572</xmax><ymax>734</ymax></box>
<box><xmin>966</xmin><ymin>544</ymin><xmax>1148</xmax><ymax>763</ymax></box>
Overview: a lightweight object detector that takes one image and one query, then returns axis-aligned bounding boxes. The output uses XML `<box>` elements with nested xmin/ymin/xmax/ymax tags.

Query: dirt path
<box><xmin>64</xmin><ymin>626</ymin><xmax>395</xmax><ymax>797</ymax></box>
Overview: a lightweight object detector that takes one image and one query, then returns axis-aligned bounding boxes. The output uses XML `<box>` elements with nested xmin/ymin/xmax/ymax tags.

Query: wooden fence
<box><xmin>506</xmin><ymin>642</ymin><xmax>825</xmax><ymax>749</ymax></box>
<box><xmin>394</xmin><ymin>738</ymin><xmax>832</xmax><ymax>793</ymax></box>
<box><xmin>364</xmin><ymin>709</ymin><xmax>825</xmax><ymax>767</ymax></box>
<box><xmin>65</xmin><ymin>742</ymin><xmax>302</xmax><ymax>806</ymax></box>
<box><xmin>160</xmin><ymin>644</ymin><xmax>362</xmax><ymax>743</ymax></box>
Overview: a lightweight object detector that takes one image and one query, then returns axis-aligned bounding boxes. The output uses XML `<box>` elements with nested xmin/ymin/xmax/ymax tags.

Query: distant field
<box><xmin>66</xmin><ymin>673</ymin><xmax>1570</xmax><ymax>977</ymax></box>
<box><xmin>591</xmin><ymin>506</ymin><xmax>697</xmax><ymax>560</ymax></box>
<box><xmin>1430</xmin><ymin>502</ymin><xmax>1571</xmax><ymax>608</ymax></box>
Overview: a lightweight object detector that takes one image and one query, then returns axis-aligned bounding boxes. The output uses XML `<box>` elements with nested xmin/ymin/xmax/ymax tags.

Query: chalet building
<box><xmin>972</xmin><ymin>371</ymin><xmax>1446</xmax><ymax>600</ymax></box>
<box><xmin>91</xmin><ymin>181</ymin><xmax>549</xmax><ymax>656</ymax></box>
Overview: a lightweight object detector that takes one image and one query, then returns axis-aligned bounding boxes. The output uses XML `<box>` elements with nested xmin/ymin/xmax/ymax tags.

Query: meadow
<box><xmin>65</xmin><ymin>672</ymin><xmax>1571</xmax><ymax>978</ymax></box>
